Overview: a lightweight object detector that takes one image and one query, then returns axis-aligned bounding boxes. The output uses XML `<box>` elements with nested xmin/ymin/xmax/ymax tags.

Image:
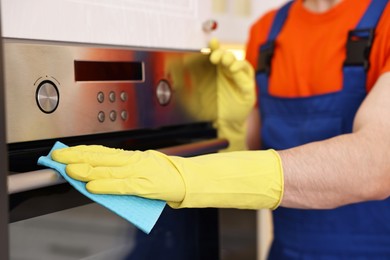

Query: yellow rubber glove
<box><xmin>170</xmin><ymin>39</ymin><xmax>256</xmax><ymax>152</ymax></box>
<box><xmin>52</xmin><ymin>145</ymin><xmax>284</xmax><ymax>210</ymax></box>
<box><xmin>209</xmin><ymin>39</ymin><xmax>256</xmax><ymax>152</ymax></box>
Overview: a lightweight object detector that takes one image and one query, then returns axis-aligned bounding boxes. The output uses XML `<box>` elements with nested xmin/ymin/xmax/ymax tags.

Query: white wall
<box><xmin>1</xmin><ymin>0</ymin><xmax>287</xmax><ymax>49</ymax></box>
<box><xmin>203</xmin><ymin>0</ymin><xmax>288</xmax><ymax>45</ymax></box>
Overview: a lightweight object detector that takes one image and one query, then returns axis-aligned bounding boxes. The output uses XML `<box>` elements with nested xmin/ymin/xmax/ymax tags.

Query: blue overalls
<box><xmin>256</xmin><ymin>0</ymin><xmax>390</xmax><ymax>258</ymax></box>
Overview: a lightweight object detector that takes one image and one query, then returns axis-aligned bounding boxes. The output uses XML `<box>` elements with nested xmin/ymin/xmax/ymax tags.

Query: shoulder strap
<box><xmin>344</xmin><ymin>0</ymin><xmax>389</xmax><ymax>70</ymax></box>
<box><xmin>257</xmin><ymin>1</ymin><xmax>294</xmax><ymax>74</ymax></box>
<box><xmin>357</xmin><ymin>0</ymin><xmax>389</xmax><ymax>29</ymax></box>
<box><xmin>268</xmin><ymin>1</ymin><xmax>294</xmax><ymax>41</ymax></box>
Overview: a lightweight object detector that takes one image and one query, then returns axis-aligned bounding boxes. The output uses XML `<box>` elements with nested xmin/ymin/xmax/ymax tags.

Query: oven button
<box><xmin>156</xmin><ymin>80</ymin><xmax>172</xmax><ymax>106</ymax></box>
<box><xmin>97</xmin><ymin>92</ymin><xmax>104</xmax><ymax>103</ymax></box>
<box><xmin>121</xmin><ymin>110</ymin><xmax>128</xmax><ymax>121</ymax></box>
<box><xmin>36</xmin><ymin>80</ymin><xmax>59</xmax><ymax>114</ymax></box>
<box><xmin>97</xmin><ymin>111</ymin><xmax>105</xmax><ymax>122</ymax></box>
<box><xmin>109</xmin><ymin>110</ymin><xmax>117</xmax><ymax>121</ymax></box>
<box><xmin>109</xmin><ymin>91</ymin><xmax>116</xmax><ymax>102</ymax></box>
<box><xmin>120</xmin><ymin>91</ymin><xmax>128</xmax><ymax>102</ymax></box>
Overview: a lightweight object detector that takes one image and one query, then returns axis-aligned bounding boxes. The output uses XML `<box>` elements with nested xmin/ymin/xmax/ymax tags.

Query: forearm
<box><xmin>276</xmin><ymin>72</ymin><xmax>390</xmax><ymax>209</ymax></box>
<box><xmin>279</xmin><ymin>128</ymin><xmax>390</xmax><ymax>209</ymax></box>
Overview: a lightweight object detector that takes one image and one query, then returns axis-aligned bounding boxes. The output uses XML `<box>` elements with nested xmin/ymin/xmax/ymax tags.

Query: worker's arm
<box><xmin>279</xmin><ymin>72</ymin><xmax>390</xmax><ymax>209</ymax></box>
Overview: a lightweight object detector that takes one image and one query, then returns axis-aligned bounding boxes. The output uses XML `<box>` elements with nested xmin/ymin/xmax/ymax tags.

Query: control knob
<box><xmin>36</xmin><ymin>80</ymin><xmax>59</xmax><ymax>113</ymax></box>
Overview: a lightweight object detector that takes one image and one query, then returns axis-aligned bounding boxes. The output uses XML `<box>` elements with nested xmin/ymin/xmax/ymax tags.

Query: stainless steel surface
<box><xmin>4</xmin><ymin>38</ymin><xmax>216</xmax><ymax>143</ymax></box>
<box><xmin>8</xmin><ymin>138</ymin><xmax>228</xmax><ymax>194</ymax></box>
<box><xmin>8</xmin><ymin>169</ymin><xmax>66</xmax><ymax>194</ymax></box>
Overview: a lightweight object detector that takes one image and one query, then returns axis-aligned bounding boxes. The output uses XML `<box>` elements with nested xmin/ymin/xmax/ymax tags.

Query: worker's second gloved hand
<box><xmin>208</xmin><ymin>39</ymin><xmax>256</xmax><ymax>152</ymax></box>
<box><xmin>52</xmin><ymin>145</ymin><xmax>284</xmax><ymax>209</ymax></box>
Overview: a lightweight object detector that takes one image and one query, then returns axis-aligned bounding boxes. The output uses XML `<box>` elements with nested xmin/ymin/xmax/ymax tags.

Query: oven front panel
<box><xmin>5</xmin><ymin>39</ymin><xmax>224</xmax><ymax>260</ymax></box>
<box><xmin>4</xmin><ymin>39</ymin><xmax>217</xmax><ymax>143</ymax></box>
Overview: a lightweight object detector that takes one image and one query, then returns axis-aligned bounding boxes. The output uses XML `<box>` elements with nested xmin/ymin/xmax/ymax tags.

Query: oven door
<box><xmin>8</xmin><ymin>125</ymin><xmax>227</xmax><ymax>260</ymax></box>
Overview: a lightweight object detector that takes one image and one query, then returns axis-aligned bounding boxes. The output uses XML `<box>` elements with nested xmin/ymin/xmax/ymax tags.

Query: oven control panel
<box><xmin>4</xmin><ymin>39</ymin><xmax>217</xmax><ymax>143</ymax></box>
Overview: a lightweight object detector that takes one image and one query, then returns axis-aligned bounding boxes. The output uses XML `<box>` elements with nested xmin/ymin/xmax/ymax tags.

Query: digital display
<box><xmin>74</xmin><ymin>61</ymin><xmax>144</xmax><ymax>82</ymax></box>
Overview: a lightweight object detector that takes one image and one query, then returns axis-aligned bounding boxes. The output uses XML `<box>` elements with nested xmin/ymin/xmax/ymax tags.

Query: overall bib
<box><xmin>256</xmin><ymin>0</ymin><xmax>390</xmax><ymax>258</ymax></box>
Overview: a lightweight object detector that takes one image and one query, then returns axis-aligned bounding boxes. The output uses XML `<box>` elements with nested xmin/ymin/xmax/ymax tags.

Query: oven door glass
<box><xmin>10</xmin><ymin>203</ymin><xmax>219</xmax><ymax>260</ymax></box>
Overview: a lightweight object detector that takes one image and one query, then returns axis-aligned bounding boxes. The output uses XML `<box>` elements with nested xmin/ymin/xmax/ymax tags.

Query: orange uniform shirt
<box><xmin>246</xmin><ymin>0</ymin><xmax>390</xmax><ymax>97</ymax></box>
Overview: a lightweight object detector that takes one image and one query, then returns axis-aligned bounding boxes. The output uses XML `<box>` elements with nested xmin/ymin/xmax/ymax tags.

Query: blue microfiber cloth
<box><xmin>37</xmin><ymin>141</ymin><xmax>166</xmax><ymax>234</ymax></box>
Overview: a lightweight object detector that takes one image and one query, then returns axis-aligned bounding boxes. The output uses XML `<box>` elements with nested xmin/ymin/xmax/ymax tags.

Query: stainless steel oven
<box><xmin>4</xmin><ymin>38</ymin><xmax>228</xmax><ymax>259</ymax></box>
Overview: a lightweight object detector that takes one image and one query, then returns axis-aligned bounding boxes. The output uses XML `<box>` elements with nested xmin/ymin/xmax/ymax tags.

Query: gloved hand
<box><xmin>208</xmin><ymin>39</ymin><xmax>256</xmax><ymax>152</ymax></box>
<box><xmin>169</xmin><ymin>39</ymin><xmax>256</xmax><ymax>152</ymax></box>
<box><xmin>52</xmin><ymin>145</ymin><xmax>283</xmax><ymax>209</ymax></box>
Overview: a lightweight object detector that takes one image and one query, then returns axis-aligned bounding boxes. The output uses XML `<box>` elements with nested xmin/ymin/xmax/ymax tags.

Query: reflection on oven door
<box><xmin>10</xmin><ymin>204</ymin><xmax>219</xmax><ymax>260</ymax></box>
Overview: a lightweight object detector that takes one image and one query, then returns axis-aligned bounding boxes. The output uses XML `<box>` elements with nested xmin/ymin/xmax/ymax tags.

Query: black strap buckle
<box><xmin>257</xmin><ymin>41</ymin><xmax>275</xmax><ymax>75</ymax></box>
<box><xmin>344</xmin><ymin>28</ymin><xmax>374</xmax><ymax>71</ymax></box>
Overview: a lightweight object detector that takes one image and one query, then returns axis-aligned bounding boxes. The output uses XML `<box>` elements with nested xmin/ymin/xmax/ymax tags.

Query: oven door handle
<box><xmin>8</xmin><ymin>138</ymin><xmax>228</xmax><ymax>194</ymax></box>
